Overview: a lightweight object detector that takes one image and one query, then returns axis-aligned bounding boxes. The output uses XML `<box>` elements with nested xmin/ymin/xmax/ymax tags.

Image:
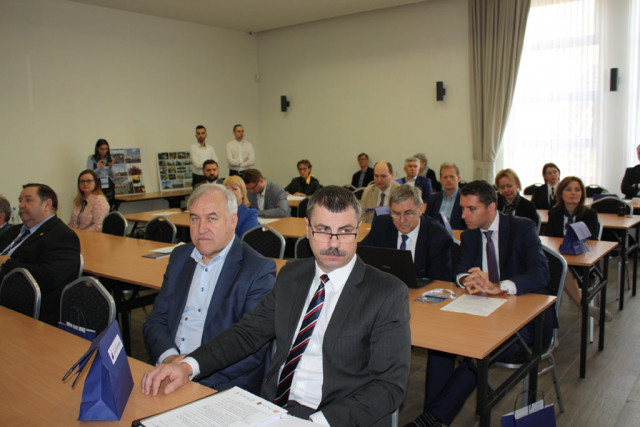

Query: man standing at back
<box><xmin>243</xmin><ymin>168</ymin><xmax>290</xmax><ymax>217</ymax></box>
<box><xmin>426</xmin><ymin>162</ymin><xmax>465</xmax><ymax>229</ymax></box>
<box><xmin>397</xmin><ymin>157</ymin><xmax>433</xmax><ymax>203</ymax></box>
<box><xmin>360</xmin><ymin>161</ymin><xmax>400</xmax><ymax>223</ymax></box>
<box><xmin>0</xmin><ymin>184</ymin><xmax>80</xmax><ymax>325</ymax></box>
<box><xmin>142</xmin><ymin>186</ymin><xmax>411</xmax><ymax>426</ymax></box>
<box><xmin>361</xmin><ymin>184</ymin><xmax>452</xmax><ymax>281</ymax></box>
<box><xmin>143</xmin><ymin>183</ymin><xmax>276</xmax><ymax>393</ymax></box>
<box><xmin>226</xmin><ymin>124</ymin><xmax>255</xmax><ymax>177</ymax></box>
<box><xmin>190</xmin><ymin>125</ymin><xmax>218</xmax><ymax>187</ymax></box>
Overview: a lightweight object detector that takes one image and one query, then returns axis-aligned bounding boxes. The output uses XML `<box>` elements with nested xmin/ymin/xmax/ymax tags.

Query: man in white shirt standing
<box><xmin>226</xmin><ymin>124</ymin><xmax>255</xmax><ymax>177</ymax></box>
<box><xmin>141</xmin><ymin>186</ymin><xmax>411</xmax><ymax>426</ymax></box>
<box><xmin>190</xmin><ymin>125</ymin><xmax>217</xmax><ymax>187</ymax></box>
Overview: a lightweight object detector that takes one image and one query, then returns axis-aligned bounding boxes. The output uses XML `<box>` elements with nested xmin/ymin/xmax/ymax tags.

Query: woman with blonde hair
<box><xmin>223</xmin><ymin>176</ymin><xmax>259</xmax><ymax>238</ymax></box>
<box><xmin>69</xmin><ymin>169</ymin><xmax>110</xmax><ymax>232</ymax></box>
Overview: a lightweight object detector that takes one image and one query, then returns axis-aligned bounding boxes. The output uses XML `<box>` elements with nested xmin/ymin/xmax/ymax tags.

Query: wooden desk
<box><xmin>115</xmin><ymin>189</ymin><xmax>192</xmax><ymax>210</ymax></box>
<box><xmin>408</xmin><ymin>282</ymin><xmax>555</xmax><ymax>426</ymax></box>
<box><xmin>540</xmin><ymin>236</ymin><xmax>618</xmax><ymax>377</ymax></box>
<box><xmin>124</xmin><ymin>209</ymin><xmax>189</xmax><ymax>233</ymax></box>
<box><xmin>0</xmin><ymin>306</ymin><xmax>213</xmax><ymax>426</ymax></box>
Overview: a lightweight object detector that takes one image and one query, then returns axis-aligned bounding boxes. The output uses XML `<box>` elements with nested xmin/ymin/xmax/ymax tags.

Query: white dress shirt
<box><xmin>396</xmin><ymin>221</ymin><xmax>420</xmax><ymax>260</ymax></box>
<box><xmin>226</xmin><ymin>139</ymin><xmax>255</xmax><ymax>172</ymax></box>
<box><xmin>190</xmin><ymin>142</ymin><xmax>217</xmax><ymax>175</ymax></box>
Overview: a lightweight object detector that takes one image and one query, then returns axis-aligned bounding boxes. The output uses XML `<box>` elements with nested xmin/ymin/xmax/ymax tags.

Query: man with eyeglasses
<box><xmin>142</xmin><ymin>186</ymin><xmax>411</xmax><ymax>426</ymax></box>
<box><xmin>361</xmin><ymin>184</ymin><xmax>452</xmax><ymax>282</ymax></box>
<box><xmin>396</xmin><ymin>157</ymin><xmax>433</xmax><ymax>204</ymax></box>
<box><xmin>360</xmin><ymin>160</ymin><xmax>400</xmax><ymax>223</ymax></box>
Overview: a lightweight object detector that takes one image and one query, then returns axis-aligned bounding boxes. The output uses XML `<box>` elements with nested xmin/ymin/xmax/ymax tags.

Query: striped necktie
<box><xmin>274</xmin><ymin>274</ymin><xmax>328</xmax><ymax>407</ymax></box>
<box><xmin>1</xmin><ymin>229</ymin><xmax>31</xmax><ymax>256</ymax></box>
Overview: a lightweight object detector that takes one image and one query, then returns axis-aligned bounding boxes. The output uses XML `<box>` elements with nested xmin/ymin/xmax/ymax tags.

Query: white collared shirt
<box><xmin>396</xmin><ymin>221</ymin><xmax>420</xmax><ymax>260</ymax></box>
<box><xmin>257</xmin><ymin>183</ymin><xmax>266</xmax><ymax>211</ymax></box>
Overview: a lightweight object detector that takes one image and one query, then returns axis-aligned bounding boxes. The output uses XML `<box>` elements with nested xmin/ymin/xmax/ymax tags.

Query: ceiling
<box><xmin>67</xmin><ymin>0</ymin><xmax>428</xmax><ymax>33</ymax></box>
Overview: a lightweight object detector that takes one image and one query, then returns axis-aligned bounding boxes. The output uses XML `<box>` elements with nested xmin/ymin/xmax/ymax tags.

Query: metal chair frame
<box><xmin>242</xmin><ymin>225</ymin><xmax>286</xmax><ymax>259</ymax></box>
<box><xmin>0</xmin><ymin>267</ymin><xmax>41</xmax><ymax>319</ymax></box>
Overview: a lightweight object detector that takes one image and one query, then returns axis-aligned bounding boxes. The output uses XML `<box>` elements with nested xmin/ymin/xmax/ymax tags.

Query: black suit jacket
<box><xmin>351</xmin><ymin>167</ymin><xmax>374</xmax><ymax>188</ymax></box>
<box><xmin>285</xmin><ymin>176</ymin><xmax>322</xmax><ymax>196</ymax></box>
<box><xmin>0</xmin><ymin>216</ymin><xmax>80</xmax><ymax>325</ymax></box>
<box><xmin>497</xmin><ymin>194</ymin><xmax>539</xmax><ymax>226</ymax></box>
<box><xmin>621</xmin><ymin>165</ymin><xmax>640</xmax><ymax>198</ymax></box>
<box><xmin>190</xmin><ymin>257</ymin><xmax>411</xmax><ymax>426</ymax></box>
<box><xmin>531</xmin><ymin>185</ymin><xmax>554</xmax><ymax>210</ymax></box>
<box><xmin>426</xmin><ymin>191</ymin><xmax>466</xmax><ymax>230</ymax></box>
<box><xmin>360</xmin><ymin>215</ymin><xmax>453</xmax><ymax>281</ymax></box>
<box><xmin>425</xmin><ymin>168</ymin><xmax>442</xmax><ymax>193</ymax></box>
<box><xmin>546</xmin><ymin>207</ymin><xmax>599</xmax><ymax>240</ymax></box>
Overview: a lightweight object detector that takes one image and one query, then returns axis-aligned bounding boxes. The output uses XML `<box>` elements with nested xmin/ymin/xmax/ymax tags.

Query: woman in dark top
<box><xmin>495</xmin><ymin>169</ymin><xmax>539</xmax><ymax>226</ymax></box>
<box><xmin>546</xmin><ymin>176</ymin><xmax>610</xmax><ymax>320</ymax></box>
<box><xmin>285</xmin><ymin>159</ymin><xmax>322</xmax><ymax>197</ymax></box>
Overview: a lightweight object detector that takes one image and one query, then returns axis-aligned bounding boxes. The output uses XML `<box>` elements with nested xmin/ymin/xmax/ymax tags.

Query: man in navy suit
<box><xmin>0</xmin><ymin>184</ymin><xmax>80</xmax><ymax>326</ymax></box>
<box><xmin>143</xmin><ymin>183</ymin><xmax>276</xmax><ymax>393</ymax></box>
<box><xmin>397</xmin><ymin>157</ymin><xmax>433</xmax><ymax>203</ymax></box>
<box><xmin>411</xmin><ymin>181</ymin><xmax>549</xmax><ymax>427</ymax></box>
<box><xmin>426</xmin><ymin>162</ymin><xmax>466</xmax><ymax>230</ymax></box>
<box><xmin>360</xmin><ymin>184</ymin><xmax>452</xmax><ymax>281</ymax></box>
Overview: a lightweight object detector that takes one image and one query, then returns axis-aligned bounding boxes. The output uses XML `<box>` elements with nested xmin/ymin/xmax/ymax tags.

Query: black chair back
<box><xmin>591</xmin><ymin>196</ymin><xmax>632</xmax><ymax>215</ymax></box>
<box><xmin>297</xmin><ymin>198</ymin><xmax>310</xmax><ymax>218</ymax></box>
<box><xmin>242</xmin><ymin>225</ymin><xmax>286</xmax><ymax>259</ymax></box>
<box><xmin>0</xmin><ymin>268</ymin><xmax>41</xmax><ymax>319</ymax></box>
<box><xmin>60</xmin><ymin>276</ymin><xmax>116</xmax><ymax>335</ymax></box>
<box><xmin>102</xmin><ymin>211</ymin><xmax>128</xmax><ymax>236</ymax></box>
<box><xmin>586</xmin><ymin>185</ymin><xmax>607</xmax><ymax>197</ymax></box>
<box><xmin>523</xmin><ymin>183</ymin><xmax>543</xmax><ymax>196</ymax></box>
<box><xmin>145</xmin><ymin>216</ymin><xmax>177</xmax><ymax>243</ymax></box>
<box><xmin>294</xmin><ymin>236</ymin><xmax>313</xmax><ymax>258</ymax></box>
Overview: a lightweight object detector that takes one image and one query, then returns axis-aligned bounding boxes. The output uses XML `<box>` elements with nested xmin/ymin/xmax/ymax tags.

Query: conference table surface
<box><xmin>537</xmin><ymin>210</ymin><xmax>640</xmax><ymax>229</ymax></box>
<box><xmin>0</xmin><ymin>306</ymin><xmax>213</xmax><ymax>426</ymax></box>
<box><xmin>75</xmin><ymin>229</ymin><xmax>287</xmax><ymax>290</ymax></box>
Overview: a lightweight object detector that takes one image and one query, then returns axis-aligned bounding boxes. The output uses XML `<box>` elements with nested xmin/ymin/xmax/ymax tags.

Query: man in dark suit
<box><xmin>360</xmin><ymin>184</ymin><xmax>452</xmax><ymax>281</ymax></box>
<box><xmin>243</xmin><ymin>168</ymin><xmax>290</xmax><ymax>217</ymax></box>
<box><xmin>415</xmin><ymin>152</ymin><xmax>442</xmax><ymax>193</ymax></box>
<box><xmin>0</xmin><ymin>184</ymin><xmax>80</xmax><ymax>325</ymax></box>
<box><xmin>411</xmin><ymin>181</ymin><xmax>549</xmax><ymax>427</ymax></box>
<box><xmin>142</xmin><ymin>186</ymin><xmax>411</xmax><ymax>426</ymax></box>
<box><xmin>143</xmin><ymin>183</ymin><xmax>276</xmax><ymax>393</ymax></box>
<box><xmin>426</xmin><ymin>162</ymin><xmax>466</xmax><ymax>230</ymax></box>
<box><xmin>397</xmin><ymin>157</ymin><xmax>433</xmax><ymax>203</ymax></box>
<box><xmin>0</xmin><ymin>196</ymin><xmax>11</xmax><ymax>238</ymax></box>
<box><xmin>621</xmin><ymin>145</ymin><xmax>640</xmax><ymax>198</ymax></box>
<box><xmin>350</xmin><ymin>152</ymin><xmax>374</xmax><ymax>188</ymax></box>
<box><xmin>531</xmin><ymin>162</ymin><xmax>560</xmax><ymax>209</ymax></box>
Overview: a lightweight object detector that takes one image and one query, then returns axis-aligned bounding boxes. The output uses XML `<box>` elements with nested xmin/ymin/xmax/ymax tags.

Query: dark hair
<box><xmin>93</xmin><ymin>139</ymin><xmax>110</xmax><ymax>161</ymax></box>
<box><xmin>542</xmin><ymin>162</ymin><xmax>560</xmax><ymax>178</ymax></box>
<box><xmin>75</xmin><ymin>169</ymin><xmax>104</xmax><ymax>206</ymax></box>
<box><xmin>297</xmin><ymin>159</ymin><xmax>312</xmax><ymax>169</ymax></box>
<box><xmin>233</xmin><ymin>124</ymin><xmax>243</xmax><ymax>132</ymax></box>
<box><xmin>0</xmin><ymin>195</ymin><xmax>10</xmax><ymax>223</ymax></box>
<box><xmin>554</xmin><ymin>176</ymin><xmax>587</xmax><ymax>217</ymax></box>
<box><xmin>373</xmin><ymin>160</ymin><xmax>393</xmax><ymax>174</ymax></box>
<box><xmin>203</xmin><ymin>159</ymin><xmax>218</xmax><ymax>169</ymax></box>
<box><xmin>358</xmin><ymin>153</ymin><xmax>369</xmax><ymax>160</ymax></box>
<box><xmin>22</xmin><ymin>183</ymin><xmax>58</xmax><ymax>212</ymax></box>
<box><xmin>306</xmin><ymin>186</ymin><xmax>361</xmax><ymax>222</ymax></box>
<box><xmin>460</xmin><ymin>180</ymin><xmax>497</xmax><ymax>206</ymax></box>
<box><xmin>242</xmin><ymin>168</ymin><xmax>263</xmax><ymax>185</ymax></box>
<box><xmin>196</xmin><ymin>125</ymin><xmax>206</xmax><ymax>132</ymax></box>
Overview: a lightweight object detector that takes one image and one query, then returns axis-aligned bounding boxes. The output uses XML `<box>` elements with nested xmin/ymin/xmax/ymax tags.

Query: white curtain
<box><xmin>502</xmin><ymin>0</ymin><xmax>603</xmax><ymax>187</ymax></box>
<box><xmin>627</xmin><ymin>0</ymin><xmax>640</xmax><ymax>161</ymax></box>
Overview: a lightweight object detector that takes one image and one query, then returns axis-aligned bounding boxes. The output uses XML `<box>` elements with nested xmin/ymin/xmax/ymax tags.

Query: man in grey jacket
<box><xmin>242</xmin><ymin>168</ymin><xmax>290</xmax><ymax>217</ymax></box>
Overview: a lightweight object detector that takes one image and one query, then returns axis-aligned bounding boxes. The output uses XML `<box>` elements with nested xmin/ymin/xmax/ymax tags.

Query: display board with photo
<box><xmin>111</xmin><ymin>148</ymin><xmax>146</xmax><ymax>195</ymax></box>
<box><xmin>157</xmin><ymin>151</ymin><xmax>193</xmax><ymax>190</ymax></box>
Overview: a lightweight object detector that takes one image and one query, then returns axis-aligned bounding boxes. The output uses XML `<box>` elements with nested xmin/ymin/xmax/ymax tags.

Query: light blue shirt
<box><xmin>2</xmin><ymin>214</ymin><xmax>55</xmax><ymax>256</ymax></box>
<box><xmin>439</xmin><ymin>189</ymin><xmax>458</xmax><ymax>222</ymax></box>
<box><xmin>156</xmin><ymin>237</ymin><xmax>235</xmax><ymax>364</ymax></box>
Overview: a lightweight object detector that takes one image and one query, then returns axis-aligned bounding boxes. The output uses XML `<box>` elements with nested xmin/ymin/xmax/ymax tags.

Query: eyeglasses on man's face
<box><xmin>390</xmin><ymin>210</ymin><xmax>418</xmax><ymax>220</ymax></box>
<box><xmin>308</xmin><ymin>225</ymin><xmax>358</xmax><ymax>243</ymax></box>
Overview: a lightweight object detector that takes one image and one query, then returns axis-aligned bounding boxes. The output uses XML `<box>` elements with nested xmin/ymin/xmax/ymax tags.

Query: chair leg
<box><xmin>548</xmin><ymin>354</ymin><xmax>565</xmax><ymax>413</ymax></box>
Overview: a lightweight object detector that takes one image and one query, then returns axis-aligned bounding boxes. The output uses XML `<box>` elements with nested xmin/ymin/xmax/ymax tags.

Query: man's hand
<box><xmin>141</xmin><ymin>362</ymin><xmax>193</xmax><ymax>396</ymax></box>
<box><xmin>463</xmin><ymin>267</ymin><xmax>501</xmax><ymax>295</ymax></box>
<box><xmin>160</xmin><ymin>354</ymin><xmax>186</xmax><ymax>364</ymax></box>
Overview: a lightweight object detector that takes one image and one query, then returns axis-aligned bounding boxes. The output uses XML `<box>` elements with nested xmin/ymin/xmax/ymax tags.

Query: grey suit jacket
<box><xmin>190</xmin><ymin>257</ymin><xmax>411</xmax><ymax>426</ymax></box>
<box><xmin>246</xmin><ymin>179</ymin><xmax>290</xmax><ymax>217</ymax></box>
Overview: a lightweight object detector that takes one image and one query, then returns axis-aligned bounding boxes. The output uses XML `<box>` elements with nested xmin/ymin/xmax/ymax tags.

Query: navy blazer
<box><xmin>397</xmin><ymin>176</ymin><xmax>432</xmax><ymax>203</ymax></box>
<box><xmin>0</xmin><ymin>216</ymin><xmax>80</xmax><ymax>325</ymax></box>
<box><xmin>360</xmin><ymin>215</ymin><xmax>453</xmax><ymax>281</ymax></box>
<box><xmin>190</xmin><ymin>257</ymin><xmax>411</xmax><ymax>426</ymax></box>
<box><xmin>143</xmin><ymin>238</ymin><xmax>276</xmax><ymax>393</ymax></box>
<box><xmin>351</xmin><ymin>167</ymin><xmax>374</xmax><ymax>188</ymax></box>
<box><xmin>426</xmin><ymin>191</ymin><xmax>466</xmax><ymax>230</ymax></box>
<box><xmin>455</xmin><ymin>213</ymin><xmax>549</xmax><ymax>296</ymax></box>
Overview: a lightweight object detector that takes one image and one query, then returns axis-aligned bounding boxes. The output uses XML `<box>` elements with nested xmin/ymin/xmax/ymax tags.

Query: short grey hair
<box><xmin>405</xmin><ymin>157</ymin><xmax>420</xmax><ymax>165</ymax></box>
<box><xmin>413</xmin><ymin>153</ymin><xmax>427</xmax><ymax>166</ymax></box>
<box><xmin>390</xmin><ymin>184</ymin><xmax>422</xmax><ymax>208</ymax></box>
<box><xmin>187</xmin><ymin>183</ymin><xmax>238</xmax><ymax>215</ymax></box>
<box><xmin>307</xmin><ymin>186</ymin><xmax>362</xmax><ymax>222</ymax></box>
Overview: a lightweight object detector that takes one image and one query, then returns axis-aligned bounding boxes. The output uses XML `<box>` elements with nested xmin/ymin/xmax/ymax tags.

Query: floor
<box><xmin>127</xmin><ymin>261</ymin><xmax>640</xmax><ymax>426</ymax></box>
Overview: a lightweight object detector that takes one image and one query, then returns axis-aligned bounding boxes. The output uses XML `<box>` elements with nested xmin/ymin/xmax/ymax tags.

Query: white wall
<box><xmin>255</xmin><ymin>0</ymin><xmax>473</xmax><ymax>187</ymax></box>
<box><xmin>0</xmin><ymin>0</ymin><xmax>259</xmax><ymax>219</ymax></box>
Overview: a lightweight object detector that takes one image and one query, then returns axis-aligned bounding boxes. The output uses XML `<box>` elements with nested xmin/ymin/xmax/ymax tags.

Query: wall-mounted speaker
<box><xmin>436</xmin><ymin>81</ymin><xmax>446</xmax><ymax>101</ymax></box>
<box><xmin>610</xmin><ymin>68</ymin><xmax>619</xmax><ymax>92</ymax></box>
<box><xmin>281</xmin><ymin>95</ymin><xmax>290</xmax><ymax>112</ymax></box>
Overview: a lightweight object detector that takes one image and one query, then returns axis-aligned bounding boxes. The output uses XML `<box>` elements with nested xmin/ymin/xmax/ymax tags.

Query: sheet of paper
<box><xmin>440</xmin><ymin>294</ymin><xmax>507</xmax><ymax>317</ymax></box>
<box><xmin>258</xmin><ymin>218</ymin><xmax>280</xmax><ymax>225</ymax></box>
<box><xmin>150</xmin><ymin>242</ymin><xmax>185</xmax><ymax>254</ymax></box>
<box><xmin>287</xmin><ymin>195</ymin><xmax>306</xmax><ymax>201</ymax></box>
<box><xmin>151</xmin><ymin>211</ymin><xmax>180</xmax><ymax>216</ymax></box>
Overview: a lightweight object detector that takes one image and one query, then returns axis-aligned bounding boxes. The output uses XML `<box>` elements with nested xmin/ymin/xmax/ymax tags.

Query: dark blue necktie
<box><xmin>484</xmin><ymin>231</ymin><xmax>500</xmax><ymax>284</ymax></box>
<box><xmin>400</xmin><ymin>234</ymin><xmax>409</xmax><ymax>250</ymax></box>
<box><xmin>274</xmin><ymin>274</ymin><xmax>328</xmax><ymax>407</ymax></box>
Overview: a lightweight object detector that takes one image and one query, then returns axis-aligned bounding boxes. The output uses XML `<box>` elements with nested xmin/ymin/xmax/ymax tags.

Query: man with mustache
<box><xmin>142</xmin><ymin>186</ymin><xmax>411</xmax><ymax>426</ymax></box>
